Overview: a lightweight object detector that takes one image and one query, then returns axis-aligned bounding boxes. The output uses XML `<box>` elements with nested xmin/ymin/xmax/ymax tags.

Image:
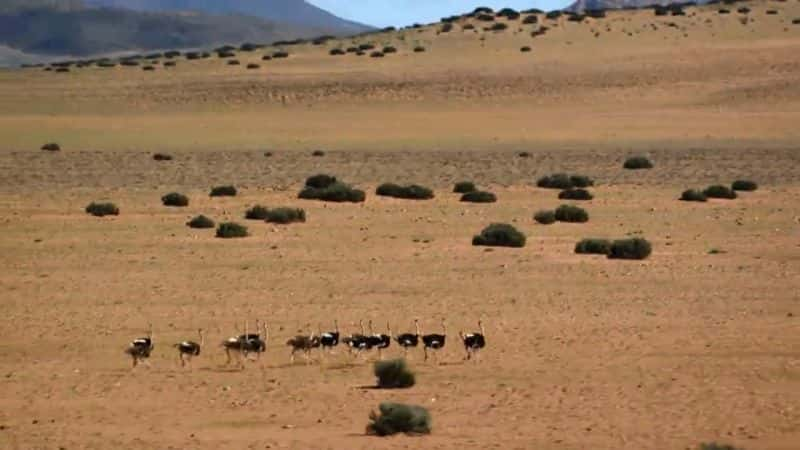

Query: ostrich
<box><xmin>395</xmin><ymin>319</ymin><xmax>421</xmax><ymax>357</ymax></box>
<box><xmin>242</xmin><ymin>321</ymin><xmax>268</xmax><ymax>360</ymax></box>
<box><xmin>367</xmin><ymin>320</ymin><xmax>391</xmax><ymax>360</ymax></box>
<box><xmin>459</xmin><ymin>320</ymin><xmax>486</xmax><ymax>361</ymax></box>
<box><xmin>319</xmin><ymin>320</ymin><xmax>340</xmax><ymax>353</ymax></box>
<box><xmin>286</xmin><ymin>328</ymin><xmax>320</xmax><ymax>364</ymax></box>
<box><xmin>174</xmin><ymin>328</ymin><xmax>204</xmax><ymax>367</ymax></box>
<box><xmin>125</xmin><ymin>324</ymin><xmax>154</xmax><ymax>368</ymax></box>
<box><xmin>422</xmin><ymin>319</ymin><xmax>447</xmax><ymax>363</ymax></box>
<box><xmin>342</xmin><ymin>320</ymin><xmax>371</xmax><ymax>357</ymax></box>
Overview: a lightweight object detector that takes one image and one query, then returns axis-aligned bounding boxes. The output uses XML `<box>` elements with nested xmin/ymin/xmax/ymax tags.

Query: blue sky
<box><xmin>308</xmin><ymin>1</ymin><xmax>570</xmax><ymax>28</ymax></box>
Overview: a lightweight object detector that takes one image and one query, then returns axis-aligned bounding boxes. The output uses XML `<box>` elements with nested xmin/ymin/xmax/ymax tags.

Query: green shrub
<box><xmin>210</xmin><ymin>185</ymin><xmax>237</xmax><ymax>197</ymax></box>
<box><xmin>704</xmin><ymin>185</ymin><xmax>737</xmax><ymax>199</ymax></box>
<box><xmin>375</xmin><ymin>183</ymin><xmax>434</xmax><ymax>200</ymax></box>
<box><xmin>570</xmin><ymin>175</ymin><xmax>593</xmax><ymax>188</ymax></box>
<box><xmin>245</xmin><ymin>205</ymin><xmax>270</xmax><ymax>220</ymax></box>
<box><xmin>554</xmin><ymin>205</ymin><xmax>589</xmax><ymax>223</ymax></box>
<box><xmin>453</xmin><ymin>181</ymin><xmax>477</xmax><ymax>193</ymax></box>
<box><xmin>187</xmin><ymin>215</ymin><xmax>215</xmax><ymax>229</ymax></box>
<box><xmin>558</xmin><ymin>188</ymin><xmax>593</xmax><ymax>200</ymax></box>
<box><xmin>161</xmin><ymin>192</ymin><xmax>189</xmax><ymax>207</ymax></box>
<box><xmin>85</xmin><ymin>202</ymin><xmax>119</xmax><ymax>217</ymax></box>
<box><xmin>574</xmin><ymin>238</ymin><xmax>611</xmax><ymax>255</ymax></box>
<box><xmin>537</xmin><ymin>173</ymin><xmax>594</xmax><ymax>189</ymax></box>
<box><xmin>472</xmin><ymin>223</ymin><xmax>526</xmax><ymax>248</ymax></box>
<box><xmin>299</xmin><ymin>182</ymin><xmax>366</xmax><ymax>203</ymax></box>
<box><xmin>366</xmin><ymin>402</ymin><xmax>431</xmax><ymax>436</ymax></box>
<box><xmin>680</xmin><ymin>189</ymin><xmax>707</xmax><ymax>202</ymax></box>
<box><xmin>216</xmin><ymin>222</ymin><xmax>248</xmax><ymax>238</ymax></box>
<box><xmin>623</xmin><ymin>156</ymin><xmax>653</xmax><ymax>169</ymax></box>
<box><xmin>460</xmin><ymin>191</ymin><xmax>497</xmax><ymax>203</ymax></box>
<box><xmin>608</xmin><ymin>238</ymin><xmax>652</xmax><ymax>260</ymax></box>
<box><xmin>305</xmin><ymin>174</ymin><xmax>337</xmax><ymax>189</ymax></box>
<box><xmin>374</xmin><ymin>359</ymin><xmax>415</xmax><ymax>389</ymax></box>
<box><xmin>41</xmin><ymin>142</ymin><xmax>60</xmax><ymax>151</ymax></box>
<box><xmin>698</xmin><ymin>443</ymin><xmax>744</xmax><ymax>450</ymax></box>
<box><xmin>265</xmin><ymin>207</ymin><xmax>306</xmax><ymax>224</ymax></box>
<box><xmin>534</xmin><ymin>210</ymin><xmax>556</xmax><ymax>224</ymax></box>
<box><xmin>731</xmin><ymin>180</ymin><xmax>757</xmax><ymax>191</ymax></box>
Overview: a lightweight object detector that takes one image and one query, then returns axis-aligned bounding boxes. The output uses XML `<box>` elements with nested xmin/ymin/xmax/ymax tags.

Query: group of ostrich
<box><xmin>124</xmin><ymin>318</ymin><xmax>486</xmax><ymax>369</ymax></box>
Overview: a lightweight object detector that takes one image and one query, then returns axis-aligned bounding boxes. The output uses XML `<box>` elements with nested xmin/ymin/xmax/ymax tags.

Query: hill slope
<box><xmin>566</xmin><ymin>0</ymin><xmax>692</xmax><ymax>11</ymax></box>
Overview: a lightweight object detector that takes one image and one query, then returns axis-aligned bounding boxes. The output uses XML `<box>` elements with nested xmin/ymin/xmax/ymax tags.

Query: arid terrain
<box><xmin>1</xmin><ymin>1</ymin><xmax>800</xmax><ymax>449</ymax></box>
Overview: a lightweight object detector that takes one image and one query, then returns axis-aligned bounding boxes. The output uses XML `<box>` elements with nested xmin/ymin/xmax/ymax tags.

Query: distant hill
<box><xmin>84</xmin><ymin>0</ymin><xmax>372</xmax><ymax>33</ymax></box>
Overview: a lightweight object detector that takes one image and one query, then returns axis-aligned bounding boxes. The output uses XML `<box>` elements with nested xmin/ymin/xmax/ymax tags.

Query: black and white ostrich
<box><xmin>125</xmin><ymin>324</ymin><xmax>154</xmax><ymax>368</ymax></box>
<box><xmin>286</xmin><ymin>328</ymin><xmax>320</xmax><ymax>364</ymax></box>
<box><xmin>342</xmin><ymin>320</ymin><xmax>372</xmax><ymax>356</ymax></box>
<box><xmin>459</xmin><ymin>320</ymin><xmax>486</xmax><ymax>361</ymax></box>
<box><xmin>174</xmin><ymin>328</ymin><xmax>204</xmax><ymax>368</ymax></box>
<box><xmin>422</xmin><ymin>319</ymin><xmax>447</xmax><ymax>363</ymax></box>
<box><xmin>367</xmin><ymin>320</ymin><xmax>391</xmax><ymax>360</ymax></box>
<box><xmin>395</xmin><ymin>319</ymin><xmax>421</xmax><ymax>357</ymax></box>
<box><xmin>319</xmin><ymin>320</ymin><xmax>340</xmax><ymax>353</ymax></box>
<box><xmin>222</xmin><ymin>321</ymin><xmax>266</xmax><ymax>367</ymax></box>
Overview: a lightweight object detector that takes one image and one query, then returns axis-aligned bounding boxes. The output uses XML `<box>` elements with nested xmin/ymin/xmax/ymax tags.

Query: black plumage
<box><xmin>125</xmin><ymin>324</ymin><xmax>154</xmax><ymax>368</ymax></box>
<box><xmin>460</xmin><ymin>320</ymin><xmax>487</xmax><ymax>361</ymax></box>
<box><xmin>320</xmin><ymin>320</ymin><xmax>340</xmax><ymax>350</ymax></box>
<box><xmin>422</xmin><ymin>319</ymin><xmax>447</xmax><ymax>362</ymax></box>
<box><xmin>395</xmin><ymin>319</ymin><xmax>421</xmax><ymax>354</ymax></box>
<box><xmin>175</xmin><ymin>329</ymin><xmax>204</xmax><ymax>367</ymax></box>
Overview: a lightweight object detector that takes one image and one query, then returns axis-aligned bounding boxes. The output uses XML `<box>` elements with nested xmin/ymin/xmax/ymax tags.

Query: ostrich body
<box><xmin>175</xmin><ymin>328</ymin><xmax>204</xmax><ymax>367</ymax></box>
<box><xmin>367</xmin><ymin>321</ymin><xmax>391</xmax><ymax>360</ymax></box>
<box><xmin>395</xmin><ymin>319</ymin><xmax>421</xmax><ymax>356</ymax></box>
<box><xmin>125</xmin><ymin>324</ymin><xmax>154</xmax><ymax>368</ymax></box>
<box><xmin>460</xmin><ymin>320</ymin><xmax>486</xmax><ymax>361</ymax></box>
<box><xmin>342</xmin><ymin>320</ymin><xmax>372</xmax><ymax>356</ymax></box>
<box><xmin>286</xmin><ymin>332</ymin><xmax>320</xmax><ymax>364</ymax></box>
<box><xmin>319</xmin><ymin>320</ymin><xmax>340</xmax><ymax>352</ymax></box>
<box><xmin>422</xmin><ymin>319</ymin><xmax>447</xmax><ymax>363</ymax></box>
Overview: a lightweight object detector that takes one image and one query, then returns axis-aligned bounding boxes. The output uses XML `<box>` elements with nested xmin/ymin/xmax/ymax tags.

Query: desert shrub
<box><xmin>608</xmin><ymin>238</ymin><xmax>652</xmax><ymax>260</ymax></box>
<box><xmin>497</xmin><ymin>8</ymin><xmax>520</xmax><ymax>19</ymax></box>
<box><xmin>162</xmin><ymin>192</ymin><xmax>189</xmax><ymax>207</ymax></box>
<box><xmin>587</xmin><ymin>9</ymin><xmax>607</xmax><ymax>18</ymax></box>
<box><xmin>731</xmin><ymin>180</ymin><xmax>758</xmax><ymax>191</ymax></box>
<box><xmin>472</xmin><ymin>223</ymin><xmax>526</xmax><ymax>248</ymax></box>
<box><xmin>704</xmin><ymin>185</ymin><xmax>737</xmax><ymax>199</ymax></box>
<box><xmin>623</xmin><ymin>156</ymin><xmax>653</xmax><ymax>169</ymax></box>
<box><xmin>413</xmin><ymin>46</ymin><xmax>426</xmax><ymax>52</ymax></box>
<box><xmin>520</xmin><ymin>46</ymin><xmax>532</xmax><ymax>52</ymax></box>
<box><xmin>523</xmin><ymin>15</ymin><xmax>539</xmax><ymax>24</ymax></box>
<box><xmin>239</xmin><ymin>42</ymin><xmax>261</xmax><ymax>51</ymax></box>
<box><xmin>490</xmin><ymin>23</ymin><xmax>509</xmax><ymax>31</ymax></box>
<box><xmin>374</xmin><ymin>359</ymin><xmax>415</xmax><ymax>389</ymax></box>
<box><xmin>737</xmin><ymin>7</ymin><xmax>750</xmax><ymax>14</ymax></box>
<box><xmin>311</xmin><ymin>150</ymin><xmax>325</xmax><ymax>157</ymax></box>
<box><xmin>217</xmin><ymin>51</ymin><xmax>235</xmax><ymax>58</ymax></box>
<box><xmin>575</xmin><ymin>238</ymin><xmax>612</xmax><ymax>255</ymax></box>
<box><xmin>273</xmin><ymin>51</ymin><xmax>290</xmax><ymax>58</ymax></box>
<box><xmin>383</xmin><ymin>46</ymin><xmax>397</xmax><ymax>54</ymax></box>
<box><xmin>41</xmin><ymin>143</ymin><xmax>60</xmax><ymax>151</ymax></box>
<box><xmin>210</xmin><ymin>185</ymin><xmax>237</xmax><ymax>197</ymax></box>
<box><xmin>441</xmin><ymin>23</ymin><xmax>454</xmax><ymax>32</ymax></box>
<box><xmin>534</xmin><ymin>210</ymin><xmax>556</xmax><ymax>224</ymax></box>
<box><xmin>554</xmin><ymin>205</ymin><xmax>589</xmax><ymax>223</ymax></box>
<box><xmin>537</xmin><ymin>173</ymin><xmax>594</xmax><ymax>189</ymax></box>
<box><xmin>567</xmin><ymin>13</ymin><xmax>586</xmax><ymax>22</ymax></box>
<box><xmin>463</xmin><ymin>23</ymin><xmax>476</xmax><ymax>30</ymax></box>
<box><xmin>227</xmin><ymin>60</ymin><xmax>240</xmax><ymax>66</ymax></box>
<box><xmin>216</xmin><ymin>222</ymin><xmax>248</xmax><ymax>238</ymax></box>
<box><xmin>474</xmin><ymin>6</ymin><xmax>494</xmax><ymax>14</ymax></box>
<box><xmin>120</xmin><ymin>60</ymin><xmax>140</xmax><ymax>67</ymax></box>
<box><xmin>358</xmin><ymin>43</ymin><xmax>376</xmax><ymax>51</ymax></box>
<box><xmin>366</xmin><ymin>402</ymin><xmax>431</xmax><ymax>436</ymax></box>
<box><xmin>245</xmin><ymin>205</ymin><xmax>270</xmax><ymax>220</ymax></box>
<box><xmin>142</xmin><ymin>65</ymin><xmax>156</xmax><ymax>71</ymax></box>
<box><xmin>164</xmin><ymin>61</ymin><xmax>176</xmax><ymax>67</ymax></box>
<box><xmin>698</xmin><ymin>443</ymin><xmax>745</xmax><ymax>450</ymax></box>
<box><xmin>718</xmin><ymin>8</ymin><xmax>730</xmax><ymax>13</ymax></box>
<box><xmin>346</xmin><ymin>46</ymin><xmax>359</xmax><ymax>53</ymax></box>
<box><xmin>370</xmin><ymin>51</ymin><xmax>385</xmax><ymax>58</ymax></box>
<box><xmin>546</xmin><ymin>11</ymin><xmax>562</xmax><ymax>19</ymax></box>
<box><xmin>187</xmin><ymin>215</ymin><xmax>215</xmax><ymax>229</ymax></box>
<box><xmin>153</xmin><ymin>153</ymin><xmax>172</xmax><ymax>161</ymax></box>
<box><xmin>680</xmin><ymin>189</ymin><xmax>707</xmax><ymax>202</ymax></box>
<box><xmin>246</xmin><ymin>63</ymin><xmax>260</xmax><ymax>69</ymax></box>
<box><xmin>164</xmin><ymin>50</ymin><xmax>181</xmax><ymax>58</ymax></box>
<box><xmin>186</xmin><ymin>52</ymin><xmax>201</xmax><ymax>60</ymax></box>
<box><xmin>305</xmin><ymin>174</ymin><xmax>337</xmax><ymax>189</ymax></box>
<box><xmin>766</xmin><ymin>9</ymin><xmax>778</xmax><ymax>15</ymax></box>
<box><xmin>98</xmin><ymin>61</ymin><xmax>117</xmax><ymax>68</ymax></box>
<box><xmin>570</xmin><ymin>175</ymin><xmax>593</xmax><ymax>188</ymax></box>
<box><xmin>794</xmin><ymin>18</ymin><xmax>800</xmax><ymax>25</ymax></box>
<box><xmin>477</xmin><ymin>13</ymin><xmax>495</xmax><ymax>21</ymax></box>
<box><xmin>262</xmin><ymin>55</ymin><xmax>273</xmax><ymax>61</ymax></box>
<box><xmin>299</xmin><ymin>182</ymin><xmax>366</xmax><ymax>203</ymax></box>
<box><xmin>558</xmin><ymin>188</ymin><xmax>593</xmax><ymax>200</ymax></box>
<box><xmin>453</xmin><ymin>181</ymin><xmax>477</xmax><ymax>193</ymax></box>
<box><xmin>265</xmin><ymin>207</ymin><xmax>306</xmax><ymax>224</ymax></box>
<box><xmin>376</xmin><ymin>183</ymin><xmax>434</xmax><ymax>200</ymax></box>
<box><xmin>329</xmin><ymin>48</ymin><xmax>346</xmax><ymax>56</ymax></box>
<box><xmin>85</xmin><ymin>202</ymin><xmax>119</xmax><ymax>217</ymax></box>
<box><xmin>460</xmin><ymin>191</ymin><xmax>497</xmax><ymax>203</ymax></box>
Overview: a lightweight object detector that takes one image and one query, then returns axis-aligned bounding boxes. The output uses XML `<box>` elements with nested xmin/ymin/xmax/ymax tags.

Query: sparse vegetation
<box><xmin>608</xmin><ymin>238</ymin><xmax>652</xmax><ymax>260</ymax></box>
<box><xmin>227</xmin><ymin>60</ymin><xmax>240</xmax><ymax>66</ymax></box>
<box><xmin>153</xmin><ymin>153</ymin><xmax>172</xmax><ymax>161</ymax></box>
<box><xmin>370</xmin><ymin>51</ymin><xmax>385</xmax><ymax>58</ymax></box>
<box><xmin>216</xmin><ymin>222</ymin><xmax>248</xmax><ymax>238</ymax></box>
<box><xmin>472</xmin><ymin>223</ymin><xmax>526</xmax><ymax>248</ymax></box>
<box><xmin>41</xmin><ymin>142</ymin><xmax>60</xmax><ymax>151</ymax></box>
<box><xmin>680</xmin><ymin>189</ymin><xmax>708</xmax><ymax>202</ymax></box>
<box><xmin>623</xmin><ymin>156</ymin><xmax>654</xmax><ymax>169</ymax></box>
<box><xmin>575</xmin><ymin>238</ymin><xmax>612</xmax><ymax>255</ymax></box>
<box><xmin>383</xmin><ymin>46</ymin><xmax>397</xmax><ymax>54</ymax></box>
<box><xmin>374</xmin><ymin>359</ymin><xmax>415</xmax><ymax>389</ymax></box>
<box><xmin>245</xmin><ymin>205</ymin><xmax>270</xmax><ymax>220</ymax></box>
<box><xmin>246</xmin><ymin>63</ymin><xmax>260</xmax><ymax>69</ymax></box>
<box><xmin>162</xmin><ymin>192</ymin><xmax>189</xmax><ymax>207</ymax></box>
<box><xmin>558</xmin><ymin>188</ymin><xmax>593</xmax><ymax>201</ymax></box>
<box><xmin>366</xmin><ymin>402</ymin><xmax>431</xmax><ymax>436</ymax></box>
<box><xmin>299</xmin><ymin>179</ymin><xmax>366</xmax><ymax>203</ymax></box>
<box><xmin>329</xmin><ymin>48</ymin><xmax>345</xmax><ymax>56</ymax></box>
<box><xmin>489</xmin><ymin>23</ymin><xmax>509</xmax><ymax>31</ymax></box>
<box><xmin>273</xmin><ymin>51</ymin><xmax>289</xmax><ymax>58</ymax></box>
<box><xmin>453</xmin><ymin>181</ymin><xmax>477</xmax><ymax>194</ymax></box>
<box><xmin>186</xmin><ymin>215</ymin><xmax>215</xmax><ymax>229</ymax></box>
<box><xmin>520</xmin><ymin>46</ymin><xmax>532</xmax><ymax>52</ymax></box>
<box><xmin>311</xmin><ymin>150</ymin><xmax>325</xmax><ymax>157</ymax></box>
<box><xmin>209</xmin><ymin>185</ymin><xmax>237</xmax><ymax>197</ymax></box>
<box><xmin>460</xmin><ymin>191</ymin><xmax>497</xmax><ymax>203</ymax></box>
<box><xmin>264</xmin><ymin>207</ymin><xmax>306</xmax><ymax>224</ymax></box>
<box><xmin>537</xmin><ymin>173</ymin><xmax>594</xmax><ymax>189</ymax></box>
<box><xmin>85</xmin><ymin>202</ymin><xmax>119</xmax><ymax>217</ymax></box>
<box><xmin>698</xmin><ymin>443</ymin><xmax>745</xmax><ymax>450</ymax></box>
<box><xmin>534</xmin><ymin>210</ymin><xmax>556</xmax><ymax>225</ymax></box>
<box><xmin>704</xmin><ymin>185</ymin><xmax>737</xmax><ymax>199</ymax></box>
<box><xmin>731</xmin><ymin>180</ymin><xmax>758</xmax><ymax>191</ymax></box>
<box><xmin>376</xmin><ymin>183</ymin><xmax>434</xmax><ymax>200</ymax></box>
<box><xmin>413</xmin><ymin>46</ymin><xmax>426</xmax><ymax>52</ymax></box>
<box><xmin>554</xmin><ymin>205</ymin><xmax>589</xmax><ymax>223</ymax></box>
<box><xmin>305</xmin><ymin>174</ymin><xmax>337</xmax><ymax>189</ymax></box>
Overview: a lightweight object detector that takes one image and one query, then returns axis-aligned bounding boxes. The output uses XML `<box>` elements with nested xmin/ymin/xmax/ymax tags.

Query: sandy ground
<box><xmin>1</xmin><ymin>1</ymin><xmax>800</xmax><ymax>449</ymax></box>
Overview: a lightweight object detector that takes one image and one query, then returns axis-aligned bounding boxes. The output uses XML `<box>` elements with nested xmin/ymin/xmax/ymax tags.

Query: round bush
<box><xmin>537</xmin><ymin>173</ymin><xmax>594</xmax><ymax>189</ymax></box>
<box><xmin>623</xmin><ymin>156</ymin><xmax>653</xmax><ymax>170</ymax></box>
<box><xmin>41</xmin><ymin>142</ymin><xmax>61</xmax><ymax>151</ymax></box>
<box><xmin>472</xmin><ymin>223</ymin><xmax>526</xmax><ymax>248</ymax></box>
<box><xmin>187</xmin><ymin>215</ymin><xmax>215</xmax><ymax>229</ymax></box>
<box><xmin>299</xmin><ymin>182</ymin><xmax>366</xmax><ymax>203</ymax></box>
<box><xmin>680</xmin><ymin>189</ymin><xmax>707</xmax><ymax>202</ymax></box>
<box><xmin>85</xmin><ymin>202</ymin><xmax>119</xmax><ymax>217</ymax></box>
<box><xmin>311</xmin><ymin>150</ymin><xmax>325</xmax><ymax>157</ymax></box>
<box><xmin>703</xmin><ymin>185</ymin><xmax>737</xmax><ymax>199</ymax></box>
<box><xmin>265</xmin><ymin>207</ymin><xmax>306</xmax><ymax>224</ymax></box>
<box><xmin>383</xmin><ymin>46</ymin><xmax>397</xmax><ymax>54</ymax></box>
<box><xmin>273</xmin><ymin>51</ymin><xmax>289</xmax><ymax>58</ymax></box>
<box><xmin>366</xmin><ymin>402</ymin><xmax>431</xmax><ymax>436</ymax></box>
<box><xmin>245</xmin><ymin>205</ymin><xmax>270</xmax><ymax>220</ymax></box>
<box><xmin>376</xmin><ymin>183</ymin><xmax>434</xmax><ymax>200</ymax></box>
<box><xmin>518</xmin><ymin>151</ymin><xmax>531</xmax><ymax>158</ymax></box>
<box><xmin>520</xmin><ymin>46</ymin><xmax>532</xmax><ymax>52</ymax></box>
<box><xmin>608</xmin><ymin>238</ymin><xmax>652</xmax><ymax>260</ymax></box>
<box><xmin>153</xmin><ymin>153</ymin><xmax>172</xmax><ymax>161</ymax></box>
<box><xmin>374</xmin><ymin>359</ymin><xmax>415</xmax><ymax>389</ymax></box>
<box><xmin>558</xmin><ymin>188</ymin><xmax>593</xmax><ymax>200</ymax></box>
<box><xmin>554</xmin><ymin>205</ymin><xmax>589</xmax><ymax>223</ymax></box>
<box><xmin>534</xmin><ymin>210</ymin><xmax>556</xmax><ymax>225</ymax></box>
<box><xmin>453</xmin><ymin>181</ymin><xmax>477</xmax><ymax>194</ymax></box>
<box><xmin>413</xmin><ymin>46</ymin><xmax>426</xmax><ymax>53</ymax></box>
<box><xmin>574</xmin><ymin>238</ymin><xmax>611</xmax><ymax>255</ymax></box>
<box><xmin>216</xmin><ymin>222</ymin><xmax>248</xmax><ymax>238</ymax></box>
<box><xmin>460</xmin><ymin>191</ymin><xmax>497</xmax><ymax>203</ymax></box>
<box><xmin>142</xmin><ymin>65</ymin><xmax>155</xmax><ymax>71</ymax></box>
<box><xmin>246</xmin><ymin>63</ymin><xmax>260</xmax><ymax>69</ymax></box>
<box><xmin>305</xmin><ymin>174</ymin><xmax>337</xmax><ymax>189</ymax></box>
<box><xmin>227</xmin><ymin>60</ymin><xmax>240</xmax><ymax>66</ymax></box>
<box><xmin>731</xmin><ymin>180</ymin><xmax>758</xmax><ymax>191</ymax></box>
<box><xmin>164</xmin><ymin>61</ymin><xmax>176</xmax><ymax>67</ymax></box>
<box><xmin>370</xmin><ymin>51</ymin><xmax>385</xmax><ymax>58</ymax></box>
<box><xmin>330</xmin><ymin>48</ymin><xmax>346</xmax><ymax>56</ymax></box>
<box><xmin>162</xmin><ymin>192</ymin><xmax>189</xmax><ymax>207</ymax></box>
<box><xmin>210</xmin><ymin>185</ymin><xmax>237</xmax><ymax>197</ymax></box>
